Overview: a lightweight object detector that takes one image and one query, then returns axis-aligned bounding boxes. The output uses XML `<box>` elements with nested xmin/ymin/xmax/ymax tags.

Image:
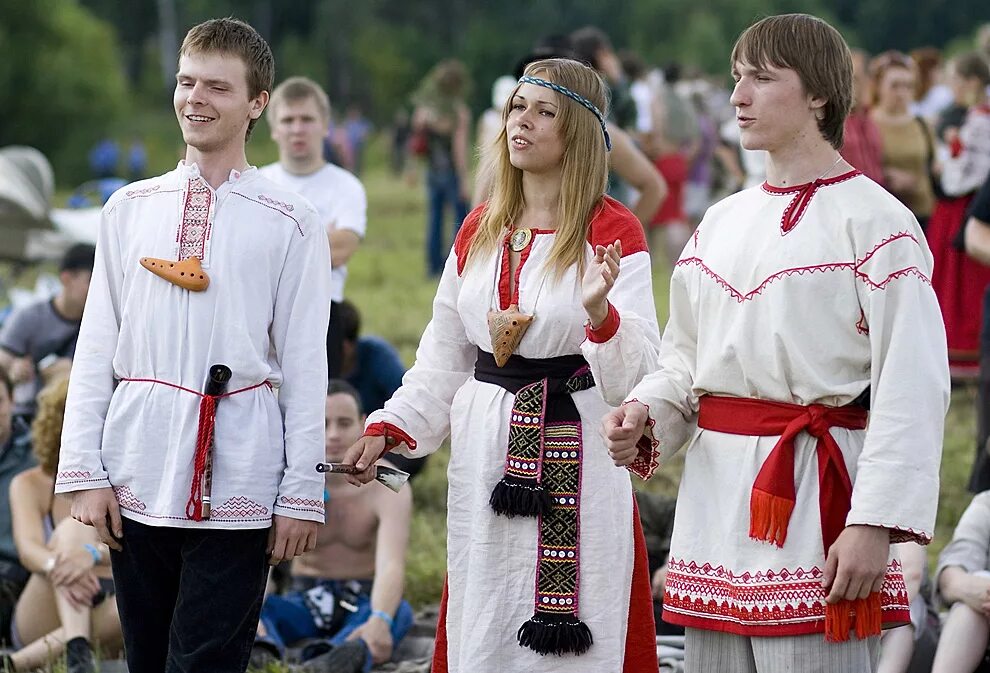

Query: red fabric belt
<box><xmin>119</xmin><ymin>377</ymin><xmax>271</xmax><ymax>520</ymax></box>
<box><xmin>697</xmin><ymin>394</ymin><xmax>877</xmax><ymax>642</ymax></box>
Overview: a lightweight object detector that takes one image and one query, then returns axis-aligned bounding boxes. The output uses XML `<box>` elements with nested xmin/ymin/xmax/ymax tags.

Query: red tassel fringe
<box><xmin>825</xmin><ymin>593</ymin><xmax>882</xmax><ymax>642</ymax></box>
<box><xmin>748</xmin><ymin>489</ymin><xmax>794</xmax><ymax>547</ymax></box>
<box><xmin>185</xmin><ymin>395</ymin><xmax>217</xmax><ymax>521</ymax></box>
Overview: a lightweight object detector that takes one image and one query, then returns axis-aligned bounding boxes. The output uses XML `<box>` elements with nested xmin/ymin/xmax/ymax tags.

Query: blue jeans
<box><xmin>110</xmin><ymin>517</ymin><xmax>270</xmax><ymax>673</ymax></box>
<box><xmin>426</xmin><ymin>169</ymin><xmax>468</xmax><ymax>276</ymax></box>
<box><xmin>259</xmin><ymin>579</ymin><xmax>414</xmax><ymax>672</ymax></box>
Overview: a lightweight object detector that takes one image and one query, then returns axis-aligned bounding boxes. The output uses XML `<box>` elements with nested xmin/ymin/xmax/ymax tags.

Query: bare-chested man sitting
<box><xmin>255</xmin><ymin>380</ymin><xmax>413</xmax><ymax>672</ymax></box>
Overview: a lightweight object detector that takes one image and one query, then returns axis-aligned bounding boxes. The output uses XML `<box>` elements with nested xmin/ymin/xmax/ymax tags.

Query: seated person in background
<box><xmin>0</xmin><ymin>244</ymin><xmax>95</xmax><ymax>432</ymax></box>
<box><xmin>338</xmin><ymin>301</ymin><xmax>426</xmax><ymax>480</ymax></box>
<box><xmin>0</xmin><ymin>365</ymin><xmax>34</xmax><ymax>643</ymax></box>
<box><xmin>876</xmin><ymin>542</ymin><xmax>939</xmax><ymax>673</ymax></box>
<box><xmin>633</xmin><ymin>490</ymin><xmax>682</xmax><ymax>636</ymax></box>
<box><xmin>2</xmin><ymin>377</ymin><xmax>122</xmax><ymax>673</ymax></box>
<box><xmin>255</xmin><ymin>380</ymin><xmax>414</xmax><ymax>673</ymax></box>
<box><xmin>931</xmin><ymin>491</ymin><xmax>990</xmax><ymax>673</ymax></box>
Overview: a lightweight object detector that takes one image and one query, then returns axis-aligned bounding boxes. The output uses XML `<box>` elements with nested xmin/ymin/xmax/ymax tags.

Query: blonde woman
<box><xmin>345</xmin><ymin>59</ymin><xmax>661</xmax><ymax>672</ymax></box>
<box><xmin>2</xmin><ymin>378</ymin><xmax>121</xmax><ymax>673</ymax></box>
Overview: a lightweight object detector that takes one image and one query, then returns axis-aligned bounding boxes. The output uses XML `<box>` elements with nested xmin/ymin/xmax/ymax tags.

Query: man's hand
<box><xmin>602</xmin><ymin>402</ymin><xmax>649</xmax><ymax>466</ymax></box>
<box><xmin>582</xmin><ymin>240</ymin><xmax>622</xmax><ymax>327</ymax></box>
<box><xmin>348</xmin><ymin>615</ymin><xmax>395</xmax><ymax>664</ymax></box>
<box><xmin>70</xmin><ymin>488</ymin><xmax>123</xmax><ymax>551</ymax></box>
<box><xmin>341</xmin><ymin>435</ymin><xmax>386</xmax><ymax>487</ymax></box>
<box><xmin>822</xmin><ymin>525</ymin><xmax>890</xmax><ymax>603</ymax></box>
<box><xmin>267</xmin><ymin>515</ymin><xmax>318</xmax><ymax>566</ymax></box>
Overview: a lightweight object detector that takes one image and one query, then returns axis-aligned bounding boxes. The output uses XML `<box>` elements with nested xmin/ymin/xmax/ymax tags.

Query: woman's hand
<box><xmin>582</xmin><ymin>240</ymin><xmax>622</xmax><ymax>327</ymax></box>
<box><xmin>49</xmin><ymin>545</ymin><xmax>97</xmax><ymax>587</ymax></box>
<box><xmin>340</xmin><ymin>435</ymin><xmax>386</xmax><ymax>487</ymax></box>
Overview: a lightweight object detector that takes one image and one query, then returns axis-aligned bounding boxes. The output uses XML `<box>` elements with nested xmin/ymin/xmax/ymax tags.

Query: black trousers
<box><xmin>328</xmin><ymin>299</ymin><xmax>344</xmax><ymax>379</ymax></box>
<box><xmin>110</xmin><ymin>518</ymin><xmax>269</xmax><ymax>673</ymax></box>
<box><xmin>970</xmin><ymin>287</ymin><xmax>990</xmax><ymax>493</ymax></box>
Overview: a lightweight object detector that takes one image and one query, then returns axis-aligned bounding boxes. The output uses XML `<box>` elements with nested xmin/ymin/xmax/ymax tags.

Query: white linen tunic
<box><xmin>625</xmin><ymin>171</ymin><xmax>950</xmax><ymax>636</ymax></box>
<box><xmin>55</xmin><ymin>162</ymin><xmax>332</xmax><ymax>529</ymax></box>
<box><xmin>370</xmin><ymin>197</ymin><xmax>662</xmax><ymax>672</ymax></box>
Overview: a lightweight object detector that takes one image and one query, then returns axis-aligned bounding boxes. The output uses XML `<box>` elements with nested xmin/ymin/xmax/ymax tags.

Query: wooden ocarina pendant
<box><xmin>487</xmin><ymin>304</ymin><xmax>534</xmax><ymax>367</ymax></box>
<box><xmin>140</xmin><ymin>256</ymin><xmax>210</xmax><ymax>292</ymax></box>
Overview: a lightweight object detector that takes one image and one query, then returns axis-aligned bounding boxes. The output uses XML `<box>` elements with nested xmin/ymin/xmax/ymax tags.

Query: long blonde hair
<box><xmin>468</xmin><ymin>59</ymin><xmax>610</xmax><ymax>279</ymax></box>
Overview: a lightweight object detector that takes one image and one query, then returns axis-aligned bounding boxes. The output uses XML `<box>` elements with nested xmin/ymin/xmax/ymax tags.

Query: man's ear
<box><xmin>250</xmin><ymin>90</ymin><xmax>270</xmax><ymax>121</ymax></box>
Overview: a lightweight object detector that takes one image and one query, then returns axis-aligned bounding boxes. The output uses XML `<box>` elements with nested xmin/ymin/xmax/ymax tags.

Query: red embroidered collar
<box><xmin>762</xmin><ymin>170</ymin><xmax>862</xmax><ymax>234</ymax></box>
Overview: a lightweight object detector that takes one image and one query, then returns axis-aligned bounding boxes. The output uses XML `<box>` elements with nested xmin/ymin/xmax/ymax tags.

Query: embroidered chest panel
<box><xmin>177</xmin><ymin>177</ymin><xmax>213</xmax><ymax>261</ymax></box>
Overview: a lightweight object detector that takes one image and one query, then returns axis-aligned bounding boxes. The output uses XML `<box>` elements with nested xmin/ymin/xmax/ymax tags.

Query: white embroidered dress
<box><xmin>370</xmin><ymin>198</ymin><xmax>662</xmax><ymax>672</ymax></box>
<box><xmin>55</xmin><ymin>162</ymin><xmax>332</xmax><ymax>529</ymax></box>
<box><xmin>625</xmin><ymin>170</ymin><xmax>949</xmax><ymax>636</ymax></box>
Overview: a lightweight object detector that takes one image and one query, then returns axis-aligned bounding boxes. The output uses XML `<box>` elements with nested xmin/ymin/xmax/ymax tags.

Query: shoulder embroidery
<box><xmin>230</xmin><ymin>191</ymin><xmax>305</xmax><ymax>237</ymax></box>
<box><xmin>257</xmin><ymin>194</ymin><xmax>295</xmax><ymax>212</ymax></box>
<box><xmin>125</xmin><ymin>184</ymin><xmax>161</xmax><ymax>197</ymax></box>
<box><xmin>678</xmin><ymin>229</ymin><xmax>929</xmax><ymax>303</ymax></box>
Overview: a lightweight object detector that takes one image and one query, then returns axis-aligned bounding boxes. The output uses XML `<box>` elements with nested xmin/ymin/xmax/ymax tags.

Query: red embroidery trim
<box><xmin>118</xmin><ymin>377</ymin><xmax>272</xmax><ymax>520</ymax></box>
<box><xmin>125</xmin><ymin>184</ymin><xmax>161</xmax><ymax>197</ymax></box>
<box><xmin>585</xmin><ymin>302</ymin><xmax>620</xmax><ymax>343</ymax></box>
<box><xmin>229</xmin><ymin>191</ymin><xmax>304</xmax><ymax>236</ymax></box>
<box><xmin>623</xmin><ymin>399</ymin><xmax>660</xmax><ymax>480</ymax></box>
<box><xmin>257</xmin><ymin>194</ymin><xmax>295</xmax><ymax>211</ymax></box>
<box><xmin>364</xmin><ymin>421</ymin><xmax>418</xmax><ymax>454</ymax></box>
<box><xmin>676</xmin><ymin>258</ymin><xmax>855</xmax><ymax>303</ymax></box>
<box><xmin>113</xmin><ymin>485</ymin><xmax>147</xmax><ymax>512</ymax></box>
<box><xmin>211</xmin><ymin>497</ymin><xmax>270</xmax><ymax>519</ymax></box>
<box><xmin>662</xmin><ymin>557</ymin><xmax>909</xmax><ymax>636</ymax></box>
<box><xmin>57</xmin><ymin>470</ymin><xmax>92</xmax><ymax>480</ymax></box>
<box><xmin>177</xmin><ymin>178</ymin><xmax>212</xmax><ymax>261</ymax></box>
<box><xmin>677</xmin><ymin>229</ymin><xmax>931</xmax><ymax>302</ymax></box>
<box><xmin>761</xmin><ymin>171</ymin><xmax>862</xmax><ymax>235</ymax></box>
<box><xmin>278</xmin><ymin>495</ymin><xmax>324</xmax><ymax>513</ymax></box>
<box><xmin>855</xmin><ymin>310</ymin><xmax>869</xmax><ymax>336</ymax></box>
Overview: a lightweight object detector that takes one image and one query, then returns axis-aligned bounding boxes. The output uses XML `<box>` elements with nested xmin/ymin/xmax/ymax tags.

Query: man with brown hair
<box><xmin>260</xmin><ymin>76</ymin><xmax>366</xmax><ymax>379</ymax></box>
<box><xmin>55</xmin><ymin>17</ymin><xmax>331</xmax><ymax>673</ymax></box>
<box><xmin>603</xmin><ymin>13</ymin><xmax>948</xmax><ymax>672</ymax></box>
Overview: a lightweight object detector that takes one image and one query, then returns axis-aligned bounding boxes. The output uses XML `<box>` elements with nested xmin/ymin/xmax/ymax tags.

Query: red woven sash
<box><xmin>697</xmin><ymin>395</ymin><xmax>878</xmax><ymax>641</ymax></box>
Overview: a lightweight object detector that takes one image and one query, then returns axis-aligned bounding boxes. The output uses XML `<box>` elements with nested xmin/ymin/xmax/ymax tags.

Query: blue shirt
<box><xmin>0</xmin><ymin>430</ymin><xmax>35</xmax><ymax>564</ymax></box>
<box><xmin>347</xmin><ymin>336</ymin><xmax>406</xmax><ymax>414</ymax></box>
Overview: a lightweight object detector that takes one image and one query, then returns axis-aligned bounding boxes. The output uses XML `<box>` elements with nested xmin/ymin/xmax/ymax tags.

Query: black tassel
<box><xmin>517</xmin><ymin>613</ymin><xmax>593</xmax><ymax>656</ymax></box>
<box><xmin>489</xmin><ymin>475</ymin><xmax>553</xmax><ymax>517</ymax></box>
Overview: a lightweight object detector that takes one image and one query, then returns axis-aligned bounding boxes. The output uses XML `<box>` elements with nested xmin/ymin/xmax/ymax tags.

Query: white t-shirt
<box><xmin>259</xmin><ymin>162</ymin><xmax>367</xmax><ymax>302</ymax></box>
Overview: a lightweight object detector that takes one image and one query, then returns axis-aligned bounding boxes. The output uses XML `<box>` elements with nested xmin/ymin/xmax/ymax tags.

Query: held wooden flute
<box><xmin>200</xmin><ymin>364</ymin><xmax>232</xmax><ymax>519</ymax></box>
<box><xmin>316</xmin><ymin>462</ymin><xmax>410</xmax><ymax>493</ymax></box>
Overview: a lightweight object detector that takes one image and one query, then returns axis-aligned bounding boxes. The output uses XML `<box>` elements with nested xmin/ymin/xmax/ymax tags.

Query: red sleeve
<box><xmin>364</xmin><ymin>421</ymin><xmax>417</xmax><ymax>457</ymax></box>
<box><xmin>454</xmin><ymin>203</ymin><xmax>487</xmax><ymax>275</ymax></box>
<box><xmin>586</xmin><ymin>196</ymin><xmax>649</xmax><ymax>257</ymax></box>
<box><xmin>585</xmin><ymin>301</ymin><xmax>620</xmax><ymax>343</ymax></box>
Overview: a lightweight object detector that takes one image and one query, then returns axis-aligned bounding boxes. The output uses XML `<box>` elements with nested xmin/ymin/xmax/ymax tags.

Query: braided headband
<box><xmin>517</xmin><ymin>75</ymin><xmax>612</xmax><ymax>151</ymax></box>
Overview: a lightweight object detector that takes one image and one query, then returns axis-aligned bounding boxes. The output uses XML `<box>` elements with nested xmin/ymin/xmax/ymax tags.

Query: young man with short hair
<box><xmin>55</xmin><ymin>18</ymin><xmax>331</xmax><ymax>673</ymax></box>
<box><xmin>603</xmin><ymin>14</ymin><xmax>948</xmax><ymax>672</ymax></box>
<box><xmin>0</xmin><ymin>243</ymin><xmax>95</xmax><ymax>428</ymax></box>
<box><xmin>256</xmin><ymin>380</ymin><xmax>413</xmax><ymax>672</ymax></box>
<box><xmin>259</xmin><ymin>76</ymin><xmax>367</xmax><ymax>378</ymax></box>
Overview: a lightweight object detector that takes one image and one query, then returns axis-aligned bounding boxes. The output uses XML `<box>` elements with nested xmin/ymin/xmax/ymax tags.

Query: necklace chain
<box><xmin>814</xmin><ymin>155</ymin><xmax>844</xmax><ymax>183</ymax></box>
